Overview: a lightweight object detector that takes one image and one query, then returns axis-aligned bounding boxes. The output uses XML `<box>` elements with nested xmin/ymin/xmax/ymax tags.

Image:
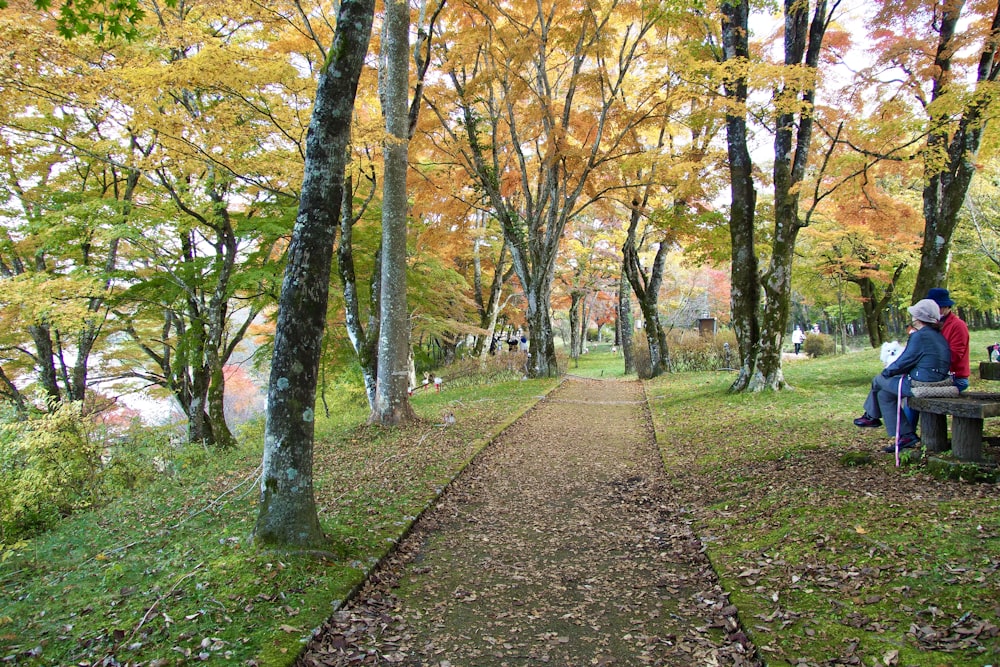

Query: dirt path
<box><xmin>298</xmin><ymin>378</ymin><xmax>759</xmax><ymax>666</ymax></box>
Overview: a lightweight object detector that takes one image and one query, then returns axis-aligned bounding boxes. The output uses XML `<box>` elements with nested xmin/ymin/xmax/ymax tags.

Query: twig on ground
<box><xmin>127</xmin><ymin>562</ymin><xmax>204</xmax><ymax>644</ymax></box>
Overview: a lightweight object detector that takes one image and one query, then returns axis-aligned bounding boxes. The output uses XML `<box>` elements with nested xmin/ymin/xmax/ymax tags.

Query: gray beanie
<box><xmin>908</xmin><ymin>298</ymin><xmax>940</xmax><ymax>324</ymax></box>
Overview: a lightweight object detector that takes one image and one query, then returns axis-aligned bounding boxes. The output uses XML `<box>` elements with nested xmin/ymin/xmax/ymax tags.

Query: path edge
<box><xmin>640</xmin><ymin>379</ymin><xmax>765</xmax><ymax>667</ymax></box>
<box><xmin>284</xmin><ymin>377</ymin><xmax>566</xmax><ymax>666</ymax></box>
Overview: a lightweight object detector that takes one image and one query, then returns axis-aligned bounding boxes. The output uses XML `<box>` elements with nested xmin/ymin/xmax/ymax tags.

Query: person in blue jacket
<box><xmin>853</xmin><ymin>299</ymin><xmax>952</xmax><ymax>452</ymax></box>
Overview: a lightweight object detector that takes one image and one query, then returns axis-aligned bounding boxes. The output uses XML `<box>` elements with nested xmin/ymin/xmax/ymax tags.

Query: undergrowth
<box><xmin>0</xmin><ymin>372</ymin><xmax>558</xmax><ymax>666</ymax></box>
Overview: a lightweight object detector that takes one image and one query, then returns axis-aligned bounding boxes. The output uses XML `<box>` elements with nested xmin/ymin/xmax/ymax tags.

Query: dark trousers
<box><xmin>863</xmin><ymin>374</ymin><xmax>914</xmax><ymax>439</ymax></box>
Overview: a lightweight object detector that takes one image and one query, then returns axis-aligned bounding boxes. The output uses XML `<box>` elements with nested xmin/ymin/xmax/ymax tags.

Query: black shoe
<box><xmin>883</xmin><ymin>435</ymin><xmax>920</xmax><ymax>453</ymax></box>
<box><xmin>854</xmin><ymin>414</ymin><xmax>882</xmax><ymax>428</ymax></box>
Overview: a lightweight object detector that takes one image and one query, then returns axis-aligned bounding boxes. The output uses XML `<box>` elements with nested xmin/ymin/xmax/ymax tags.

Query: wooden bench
<box><xmin>908</xmin><ymin>392</ymin><xmax>1000</xmax><ymax>462</ymax></box>
<box><xmin>980</xmin><ymin>361</ymin><xmax>1000</xmax><ymax>381</ymax></box>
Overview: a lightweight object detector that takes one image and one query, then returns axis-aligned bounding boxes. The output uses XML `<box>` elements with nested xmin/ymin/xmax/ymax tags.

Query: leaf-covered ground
<box><xmin>648</xmin><ymin>360</ymin><xmax>1000</xmax><ymax>666</ymax></box>
<box><xmin>298</xmin><ymin>378</ymin><xmax>761</xmax><ymax>666</ymax></box>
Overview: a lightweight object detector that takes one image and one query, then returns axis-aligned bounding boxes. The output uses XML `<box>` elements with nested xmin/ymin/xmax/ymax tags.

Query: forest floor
<box><xmin>296</xmin><ymin>377</ymin><xmax>761</xmax><ymax>666</ymax></box>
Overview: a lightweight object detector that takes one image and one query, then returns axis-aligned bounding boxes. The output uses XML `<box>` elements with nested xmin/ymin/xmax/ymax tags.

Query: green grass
<box><xmin>0</xmin><ymin>375</ymin><xmax>559</xmax><ymax>666</ymax></box>
<box><xmin>563</xmin><ymin>343</ymin><xmax>630</xmax><ymax>378</ymax></box>
<box><xmin>646</xmin><ymin>331</ymin><xmax>1000</xmax><ymax>666</ymax></box>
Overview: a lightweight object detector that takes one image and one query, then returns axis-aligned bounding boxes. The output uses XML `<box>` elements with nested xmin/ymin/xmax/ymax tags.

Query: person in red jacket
<box><xmin>927</xmin><ymin>287</ymin><xmax>970</xmax><ymax>392</ymax></box>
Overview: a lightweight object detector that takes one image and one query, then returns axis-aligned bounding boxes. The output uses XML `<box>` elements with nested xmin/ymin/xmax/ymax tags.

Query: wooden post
<box><xmin>921</xmin><ymin>413</ymin><xmax>949</xmax><ymax>453</ymax></box>
<box><xmin>952</xmin><ymin>417</ymin><xmax>984</xmax><ymax>462</ymax></box>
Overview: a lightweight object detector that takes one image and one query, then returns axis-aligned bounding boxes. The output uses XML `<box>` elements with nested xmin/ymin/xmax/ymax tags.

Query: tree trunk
<box><xmin>70</xmin><ymin>236</ymin><xmax>121</xmax><ymax>403</ymax></box>
<box><xmin>618</xmin><ymin>272</ymin><xmax>635</xmax><ymax>375</ymax></box>
<box><xmin>529</xmin><ymin>298</ymin><xmax>559</xmax><ymax>376</ymax></box>
<box><xmin>721</xmin><ymin>0</ymin><xmax>760</xmax><ymax>392</ymax></box>
<box><xmin>0</xmin><ymin>365</ymin><xmax>26</xmax><ymax>419</ymax></box>
<box><xmin>637</xmin><ymin>296</ymin><xmax>669</xmax><ymax>375</ymax></box>
<box><xmin>852</xmin><ymin>264</ymin><xmax>905</xmax><ymax>348</ymax></box>
<box><xmin>859</xmin><ymin>277</ymin><xmax>886</xmax><ymax>348</ymax></box>
<box><xmin>29</xmin><ymin>324</ymin><xmax>62</xmax><ymax>404</ymax></box>
<box><xmin>474</xmin><ymin>238</ymin><xmax>510</xmax><ymax>359</ymax></box>
<box><xmin>622</xmin><ymin>204</ymin><xmax>670</xmax><ymax>377</ymax></box>
<box><xmin>749</xmin><ymin>255</ymin><xmax>794</xmax><ymax>391</ymax></box>
<box><xmin>338</xmin><ymin>175</ymin><xmax>380</xmax><ymax>408</ymax></box>
<box><xmin>208</xmin><ymin>363</ymin><xmax>235</xmax><ymax>449</ymax></box>
<box><xmin>525</xmin><ymin>269</ymin><xmax>559</xmax><ymax>377</ymax></box>
<box><xmin>569</xmin><ymin>291</ymin><xmax>583</xmax><ymax>360</ymax></box>
<box><xmin>255</xmin><ymin>0</ymin><xmax>375</xmax><ymax>548</ymax></box>
<box><xmin>187</xmin><ymin>400</ymin><xmax>215</xmax><ymax>447</ymax></box>
<box><xmin>371</xmin><ymin>0</ymin><xmax>417</xmax><ymax>425</ymax></box>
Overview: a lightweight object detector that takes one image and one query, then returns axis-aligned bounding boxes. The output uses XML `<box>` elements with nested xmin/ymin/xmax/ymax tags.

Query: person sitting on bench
<box><xmin>854</xmin><ymin>299</ymin><xmax>952</xmax><ymax>452</ymax></box>
<box><xmin>926</xmin><ymin>287</ymin><xmax>969</xmax><ymax>393</ymax></box>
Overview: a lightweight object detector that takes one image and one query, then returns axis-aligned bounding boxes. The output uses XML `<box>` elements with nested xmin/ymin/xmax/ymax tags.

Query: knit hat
<box><xmin>926</xmin><ymin>287</ymin><xmax>955</xmax><ymax>308</ymax></box>
<box><xmin>908</xmin><ymin>298</ymin><xmax>941</xmax><ymax>324</ymax></box>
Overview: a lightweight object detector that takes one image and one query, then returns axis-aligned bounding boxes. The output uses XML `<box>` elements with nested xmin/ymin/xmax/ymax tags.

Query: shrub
<box><xmin>633</xmin><ymin>332</ymin><xmax>653</xmax><ymax>379</ymax></box>
<box><xmin>0</xmin><ymin>402</ymin><xmax>177</xmax><ymax>544</ymax></box>
<box><xmin>426</xmin><ymin>347</ymin><xmax>567</xmax><ymax>387</ymax></box>
<box><xmin>803</xmin><ymin>332</ymin><xmax>835</xmax><ymax>357</ymax></box>
<box><xmin>667</xmin><ymin>329</ymin><xmax>739</xmax><ymax>372</ymax></box>
<box><xmin>0</xmin><ymin>401</ymin><xmax>102</xmax><ymax>542</ymax></box>
<box><xmin>632</xmin><ymin>329</ymin><xmax>739</xmax><ymax>376</ymax></box>
<box><xmin>436</xmin><ymin>352</ymin><xmax>529</xmax><ymax>388</ymax></box>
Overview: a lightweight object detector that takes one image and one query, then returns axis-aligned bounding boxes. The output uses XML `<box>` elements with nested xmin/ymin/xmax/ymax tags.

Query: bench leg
<box><xmin>920</xmin><ymin>412</ymin><xmax>948</xmax><ymax>453</ymax></box>
<box><xmin>952</xmin><ymin>417</ymin><xmax>984</xmax><ymax>462</ymax></box>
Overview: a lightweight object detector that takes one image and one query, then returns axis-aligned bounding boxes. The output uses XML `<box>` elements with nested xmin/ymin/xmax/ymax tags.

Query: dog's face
<box><xmin>880</xmin><ymin>341</ymin><xmax>905</xmax><ymax>367</ymax></box>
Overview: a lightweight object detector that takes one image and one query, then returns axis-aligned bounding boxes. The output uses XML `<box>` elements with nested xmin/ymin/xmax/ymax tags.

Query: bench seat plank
<box><xmin>908</xmin><ymin>393</ymin><xmax>1000</xmax><ymax>419</ymax></box>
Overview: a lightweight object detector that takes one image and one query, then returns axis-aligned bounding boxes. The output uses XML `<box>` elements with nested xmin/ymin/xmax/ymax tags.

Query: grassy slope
<box><xmin>646</xmin><ymin>333</ymin><xmax>1000</xmax><ymax>666</ymax></box>
<box><xmin>0</xmin><ymin>376</ymin><xmax>558</xmax><ymax>666</ymax></box>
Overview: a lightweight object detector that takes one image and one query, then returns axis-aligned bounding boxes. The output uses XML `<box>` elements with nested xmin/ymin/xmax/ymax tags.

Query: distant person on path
<box><xmin>791</xmin><ymin>326</ymin><xmax>805</xmax><ymax>355</ymax></box>
<box><xmin>927</xmin><ymin>288</ymin><xmax>970</xmax><ymax>393</ymax></box>
<box><xmin>853</xmin><ymin>299</ymin><xmax>952</xmax><ymax>452</ymax></box>
<box><xmin>811</xmin><ymin>323</ymin><xmax>821</xmax><ymax>335</ymax></box>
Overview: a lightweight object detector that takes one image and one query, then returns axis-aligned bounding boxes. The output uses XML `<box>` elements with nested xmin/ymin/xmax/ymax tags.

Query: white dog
<box><xmin>880</xmin><ymin>340</ymin><xmax>905</xmax><ymax>367</ymax></box>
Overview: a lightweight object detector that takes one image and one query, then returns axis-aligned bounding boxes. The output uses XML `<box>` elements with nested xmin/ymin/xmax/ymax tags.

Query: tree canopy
<box><xmin>5</xmin><ymin>0</ymin><xmax>1000</xmax><ymax>546</ymax></box>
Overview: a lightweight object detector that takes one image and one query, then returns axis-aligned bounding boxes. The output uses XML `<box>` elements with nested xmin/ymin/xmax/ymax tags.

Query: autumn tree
<box><xmin>407</xmin><ymin>110</ymin><xmax>516</xmax><ymax>360</ymax></box>
<box><xmin>802</xmin><ymin>179</ymin><xmax>923</xmax><ymax>346</ymax></box>
<box><xmin>1</xmin><ymin>1</ymin><xmax>301</xmax><ymax>448</ymax></box>
<box><xmin>0</xmin><ymin>141</ymin><xmax>127</xmax><ymax>412</ymax></box>
<box><xmin>623</xmin><ymin>207</ymin><xmax>671</xmax><ymax>375</ymax></box>
<box><xmin>423</xmin><ymin>0</ymin><xmax>678</xmax><ymax>378</ymax></box>
<box><xmin>0</xmin><ymin>6</ymin><xmax>143</xmax><ymax>413</ymax></box>
<box><xmin>554</xmin><ymin>218</ymin><xmax>617</xmax><ymax>360</ymax></box>
<box><xmin>2</xmin><ymin>0</ymin><xmax>376</xmax><ymax>546</ymax></box>
<box><xmin>863</xmin><ymin>0</ymin><xmax>1000</xmax><ymax>298</ymax></box>
<box><xmin>616</xmin><ymin>89</ymin><xmax>720</xmax><ymax>376</ymax></box>
<box><xmin>720</xmin><ymin>0</ymin><xmax>845</xmax><ymax>392</ymax></box>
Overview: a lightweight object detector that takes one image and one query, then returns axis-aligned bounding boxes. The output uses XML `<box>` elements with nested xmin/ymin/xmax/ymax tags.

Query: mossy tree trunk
<box><xmin>255</xmin><ymin>0</ymin><xmax>376</xmax><ymax>548</ymax></box>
